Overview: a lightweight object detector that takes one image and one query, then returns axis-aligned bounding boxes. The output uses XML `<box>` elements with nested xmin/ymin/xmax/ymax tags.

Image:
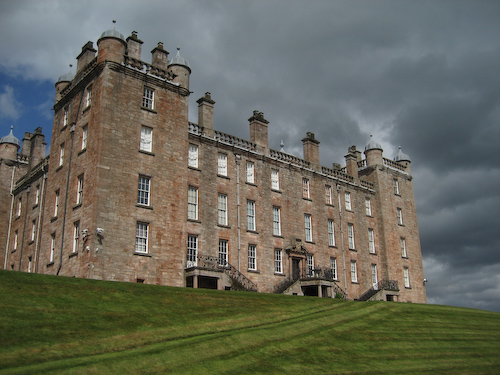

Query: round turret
<box><xmin>0</xmin><ymin>126</ymin><xmax>20</xmax><ymax>161</ymax></box>
<box><xmin>168</xmin><ymin>47</ymin><xmax>191</xmax><ymax>89</ymax></box>
<box><xmin>55</xmin><ymin>65</ymin><xmax>74</xmax><ymax>103</ymax></box>
<box><xmin>364</xmin><ymin>135</ymin><xmax>383</xmax><ymax>152</ymax></box>
<box><xmin>394</xmin><ymin>146</ymin><xmax>411</xmax><ymax>162</ymax></box>
<box><xmin>97</xmin><ymin>21</ymin><xmax>127</xmax><ymax>64</ymax></box>
<box><xmin>364</xmin><ymin>135</ymin><xmax>384</xmax><ymax>167</ymax></box>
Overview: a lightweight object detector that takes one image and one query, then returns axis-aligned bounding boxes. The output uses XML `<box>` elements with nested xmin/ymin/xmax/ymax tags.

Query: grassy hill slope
<box><xmin>0</xmin><ymin>270</ymin><xmax>499</xmax><ymax>374</ymax></box>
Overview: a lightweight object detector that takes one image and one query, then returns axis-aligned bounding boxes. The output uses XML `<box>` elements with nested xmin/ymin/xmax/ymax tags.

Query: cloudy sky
<box><xmin>1</xmin><ymin>0</ymin><xmax>499</xmax><ymax>312</ymax></box>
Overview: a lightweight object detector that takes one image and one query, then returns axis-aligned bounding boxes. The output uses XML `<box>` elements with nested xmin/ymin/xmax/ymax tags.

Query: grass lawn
<box><xmin>0</xmin><ymin>270</ymin><xmax>499</xmax><ymax>374</ymax></box>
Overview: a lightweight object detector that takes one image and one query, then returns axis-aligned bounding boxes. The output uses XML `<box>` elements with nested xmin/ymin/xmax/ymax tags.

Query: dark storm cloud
<box><xmin>1</xmin><ymin>0</ymin><xmax>499</xmax><ymax>311</ymax></box>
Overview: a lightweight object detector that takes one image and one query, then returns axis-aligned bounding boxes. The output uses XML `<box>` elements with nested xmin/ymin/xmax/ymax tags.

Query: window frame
<box><xmin>371</xmin><ymin>264</ymin><xmax>378</xmax><ymax>286</ymax></box>
<box><xmin>135</xmin><ymin>222</ymin><xmax>149</xmax><ymax>254</ymax></box>
<box><xmin>328</xmin><ymin>219</ymin><xmax>335</xmax><ymax>247</ymax></box>
<box><xmin>307</xmin><ymin>254</ymin><xmax>314</xmax><ymax>276</ymax></box>
<box><xmin>403</xmin><ymin>267</ymin><xmax>411</xmax><ymax>288</ymax></box>
<box><xmin>85</xmin><ymin>85</ymin><xmax>92</xmax><ymax>108</ymax></box>
<box><xmin>246</xmin><ymin>161</ymin><xmax>255</xmax><ymax>183</ymax></box>
<box><xmin>59</xmin><ymin>143</ymin><xmax>65</xmax><ymax>167</ymax></box>
<box><xmin>330</xmin><ymin>257</ymin><xmax>337</xmax><ymax>280</ymax></box>
<box><xmin>140</xmin><ymin>126</ymin><xmax>153</xmax><ymax>153</ymax></box>
<box><xmin>274</xmin><ymin>248</ymin><xmax>283</xmax><ymax>274</ymax></box>
<box><xmin>218</xmin><ymin>193</ymin><xmax>228</xmax><ymax>226</ymax></box>
<box><xmin>401</xmin><ymin>237</ymin><xmax>407</xmax><ymax>258</ymax></box>
<box><xmin>351</xmin><ymin>260</ymin><xmax>358</xmax><ymax>283</ymax></box>
<box><xmin>188</xmin><ymin>143</ymin><xmax>199</xmax><ymax>168</ymax></box>
<box><xmin>302</xmin><ymin>178</ymin><xmax>310</xmax><ymax>199</ymax></box>
<box><xmin>345</xmin><ymin>191</ymin><xmax>352</xmax><ymax>211</ymax></box>
<box><xmin>365</xmin><ymin>197</ymin><xmax>372</xmax><ymax>216</ymax></box>
<box><xmin>397</xmin><ymin>208</ymin><xmax>403</xmax><ymax>225</ymax></box>
<box><xmin>142</xmin><ymin>86</ymin><xmax>155</xmax><ymax>110</ymax></box>
<box><xmin>217</xmin><ymin>153</ymin><xmax>228</xmax><ymax>176</ymax></box>
<box><xmin>187</xmin><ymin>234</ymin><xmax>198</xmax><ymax>267</ymax></box>
<box><xmin>81</xmin><ymin>125</ymin><xmax>88</xmax><ymax>151</ymax></box>
<box><xmin>247</xmin><ymin>200</ymin><xmax>256</xmax><ymax>231</ymax></box>
<box><xmin>76</xmin><ymin>175</ymin><xmax>84</xmax><ymax>205</ymax></box>
<box><xmin>273</xmin><ymin>206</ymin><xmax>281</xmax><ymax>236</ymax></box>
<box><xmin>271</xmin><ymin>169</ymin><xmax>280</xmax><ymax>190</ymax></box>
<box><xmin>325</xmin><ymin>185</ymin><xmax>333</xmax><ymax>205</ymax></box>
<box><xmin>348</xmin><ymin>223</ymin><xmax>355</xmax><ymax>250</ymax></box>
<box><xmin>368</xmin><ymin>228</ymin><xmax>375</xmax><ymax>254</ymax></box>
<box><xmin>248</xmin><ymin>244</ymin><xmax>257</xmax><ymax>271</ymax></box>
<box><xmin>72</xmin><ymin>221</ymin><xmax>80</xmax><ymax>253</ymax></box>
<box><xmin>137</xmin><ymin>175</ymin><xmax>151</xmax><ymax>206</ymax></box>
<box><xmin>50</xmin><ymin>233</ymin><xmax>56</xmax><ymax>263</ymax></box>
<box><xmin>218</xmin><ymin>239</ymin><xmax>228</xmax><ymax>266</ymax></box>
<box><xmin>304</xmin><ymin>214</ymin><xmax>313</xmax><ymax>242</ymax></box>
<box><xmin>187</xmin><ymin>186</ymin><xmax>198</xmax><ymax>220</ymax></box>
<box><xmin>54</xmin><ymin>190</ymin><xmax>60</xmax><ymax>217</ymax></box>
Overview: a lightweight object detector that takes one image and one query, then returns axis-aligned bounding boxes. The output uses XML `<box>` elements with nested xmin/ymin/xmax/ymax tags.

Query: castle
<box><xmin>0</xmin><ymin>26</ymin><xmax>426</xmax><ymax>303</ymax></box>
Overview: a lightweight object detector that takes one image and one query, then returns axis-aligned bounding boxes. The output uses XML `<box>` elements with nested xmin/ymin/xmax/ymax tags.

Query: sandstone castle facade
<box><xmin>0</xmin><ymin>27</ymin><xmax>426</xmax><ymax>303</ymax></box>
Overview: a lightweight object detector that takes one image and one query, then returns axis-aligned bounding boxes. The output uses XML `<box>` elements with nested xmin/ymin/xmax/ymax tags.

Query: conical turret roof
<box><xmin>0</xmin><ymin>126</ymin><xmax>20</xmax><ymax>148</ymax></box>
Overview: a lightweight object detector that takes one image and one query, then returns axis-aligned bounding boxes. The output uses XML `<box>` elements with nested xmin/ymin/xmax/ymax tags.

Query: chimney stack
<box><xmin>302</xmin><ymin>132</ymin><xmax>320</xmax><ymax>166</ymax></box>
<box><xmin>248</xmin><ymin>111</ymin><xmax>269</xmax><ymax>150</ymax></box>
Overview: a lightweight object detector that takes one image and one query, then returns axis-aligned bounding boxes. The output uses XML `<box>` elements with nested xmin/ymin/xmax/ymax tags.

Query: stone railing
<box><xmin>186</xmin><ymin>255</ymin><xmax>257</xmax><ymax>292</ymax></box>
<box><xmin>269</xmin><ymin>149</ymin><xmax>311</xmax><ymax>169</ymax></box>
<box><xmin>383</xmin><ymin>158</ymin><xmax>407</xmax><ymax>172</ymax></box>
<box><xmin>357</xmin><ymin>279</ymin><xmax>399</xmax><ymax>301</ymax></box>
<box><xmin>273</xmin><ymin>267</ymin><xmax>347</xmax><ymax>299</ymax></box>
<box><xmin>188</xmin><ymin>122</ymin><xmax>203</xmax><ymax>135</ymax></box>
<box><xmin>321</xmin><ymin>166</ymin><xmax>354</xmax><ymax>182</ymax></box>
<box><xmin>214</xmin><ymin>130</ymin><xmax>257</xmax><ymax>152</ymax></box>
<box><xmin>357</xmin><ymin>159</ymin><xmax>367</xmax><ymax>169</ymax></box>
<box><xmin>360</xmin><ymin>180</ymin><xmax>374</xmax><ymax>189</ymax></box>
<box><xmin>124</xmin><ymin>56</ymin><xmax>177</xmax><ymax>81</ymax></box>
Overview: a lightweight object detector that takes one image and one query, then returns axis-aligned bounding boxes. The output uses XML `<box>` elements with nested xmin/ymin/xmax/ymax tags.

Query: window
<box><xmin>271</xmin><ymin>169</ymin><xmax>279</xmax><ymax>190</ymax></box>
<box><xmin>13</xmin><ymin>230</ymin><xmax>18</xmax><ymax>251</ymax></box>
<box><xmin>304</xmin><ymin>214</ymin><xmax>312</xmax><ymax>242</ymax></box>
<box><xmin>365</xmin><ymin>198</ymin><xmax>372</xmax><ymax>216</ymax></box>
<box><xmin>188</xmin><ymin>144</ymin><xmax>198</xmax><ymax>168</ymax></box>
<box><xmin>302</xmin><ymin>178</ymin><xmax>310</xmax><ymax>199</ymax></box>
<box><xmin>76</xmin><ymin>175</ymin><xmax>84</xmax><ymax>205</ymax></box>
<box><xmin>274</xmin><ymin>248</ymin><xmax>283</xmax><ymax>273</ymax></box>
<box><xmin>403</xmin><ymin>267</ymin><xmax>411</xmax><ymax>288</ymax></box>
<box><xmin>86</xmin><ymin>85</ymin><xmax>92</xmax><ymax>107</ymax></box>
<box><xmin>351</xmin><ymin>260</ymin><xmax>358</xmax><ymax>283</ymax></box>
<box><xmin>73</xmin><ymin>221</ymin><xmax>80</xmax><ymax>253</ymax></box>
<box><xmin>28</xmin><ymin>256</ymin><xmax>32</xmax><ymax>273</ymax></box>
<box><xmin>35</xmin><ymin>185</ymin><xmax>40</xmax><ymax>206</ymax></box>
<box><xmin>219</xmin><ymin>239</ymin><xmax>228</xmax><ymax>266</ymax></box>
<box><xmin>218</xmin><ymin>153</ymin><xmax>227</xmax><ymax>176</ymax></box>
<box><xmin>63</xmin><ymin>107</ymin><xmax>69</xmax><ymax>127</ymax></box>
<box><xmin>371</xmin><ymin>264</ymin><xmax>378</xmax><ymax>286</ymax></box>
<box><xmin>328</xmin><ymin>219</ymin><xmax>335</xmax><ymax>246</ymax></box>
<box><xmin>397</xmin><ymin>208</ymin><xmax>403</xmax><ymax>225</ymax></box>
<box><xmin>17</xmin><ymin>197</ymin><xmax>22</xmax><ymax>217</ymax></box>
<box><xmin>188</xmin><ymin>187</ymin><xmax>198</xmax><ymax>220</ymax></box>
<box><xmin>330</xmin><ymin>257</ymin><xmax>337</xmax><ymax>280</ymax></box>
<box><xmin>307</xmin><ymin>254</ymin><xmax>314</xmax><ymax>276</ymax></box>
<box><xmin>135</xmin><ymin>222</ymin><xmax>149</xmax><ymax>253</ymax></box>
<box><xmin>187</xmin><ymin>235</ymin><xmax>198</xmax><ymax>267</ymax></box>
<box><xmin>137</xmin><ymin>176</ymin><xmax>150</xmax><ymax>206</ymax></box>
<box><xmin>142</xmin><ymin>87</ymin><xmax>154</xmax><ymax>109</ymax></box>
<box><xmin>273</xmin><ymin>206</ymin><xmax>281</xmax><ymax>236</ymax></box>
<box><xmin>348</xmin><ymin>223</ymin><xmax>355</xmax><ymax>249</ymax></box>
<box><xmin>59</xmin><ymin>143</ymin><xmax>65</xmax><ymax>166</ymax></box>
<box><xmin>246</xmin><ymin>161</ymin><xmax>255</xmax><ymax>183</ymax></box>
<box><xmin>54</xmin><ymin>190</ymin><xmax>60</xmax><ymax>217</ymax></box>
<box><xmin>50</xmin><ymin>233</ymin><xmax>56</xmax><ymax>262</ymax></box>
<box><xmin>325</xmin><ymin>185</ymin><xmax>333</xmax><ymax>205</ymax></box>
<box><xmin>140</xmin><ymin>126</ymin><xmax>153</xmax><ymax>152</ymax></box>
<box><xmin>248</xmin><ymin>244</ymin><xmax>257</xmax><ymax>271</ymax></box>
<box><xmin>81</xmin><ymin>125</ymin><xmax>88</xmax><ymax>151</ymax></box>
<box><xmin>368</xmin><ymin>228</ymin><xmax>375</xmax><ymax>253</ymax></box>
<box><xmin>218</xmin><ymin>193</ymin><xmax>228</xmax><ymax>226</ymax></box>
<box><xmin>345</xmin><ymin>192</ymin><xmax>352</xmax><ymax>211</ymax></box>
<box><xmin>31</xmin><ymin>220</ymin><xmax>36</xmax><ymax>242</ymax></box>
<box><xmin>401</xmin><ymin>237</ymin><xmax>407</xmax><ymax>258</ymax></box>
<box><xmin>394</xmin><ymin>179</ymin><xmax>400</xmax><ymax>195</ymax></box>
<box><xmin>247</xmin><ymin>200</ymin><xmax>256</xmax><ymax>231</ymax></box>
